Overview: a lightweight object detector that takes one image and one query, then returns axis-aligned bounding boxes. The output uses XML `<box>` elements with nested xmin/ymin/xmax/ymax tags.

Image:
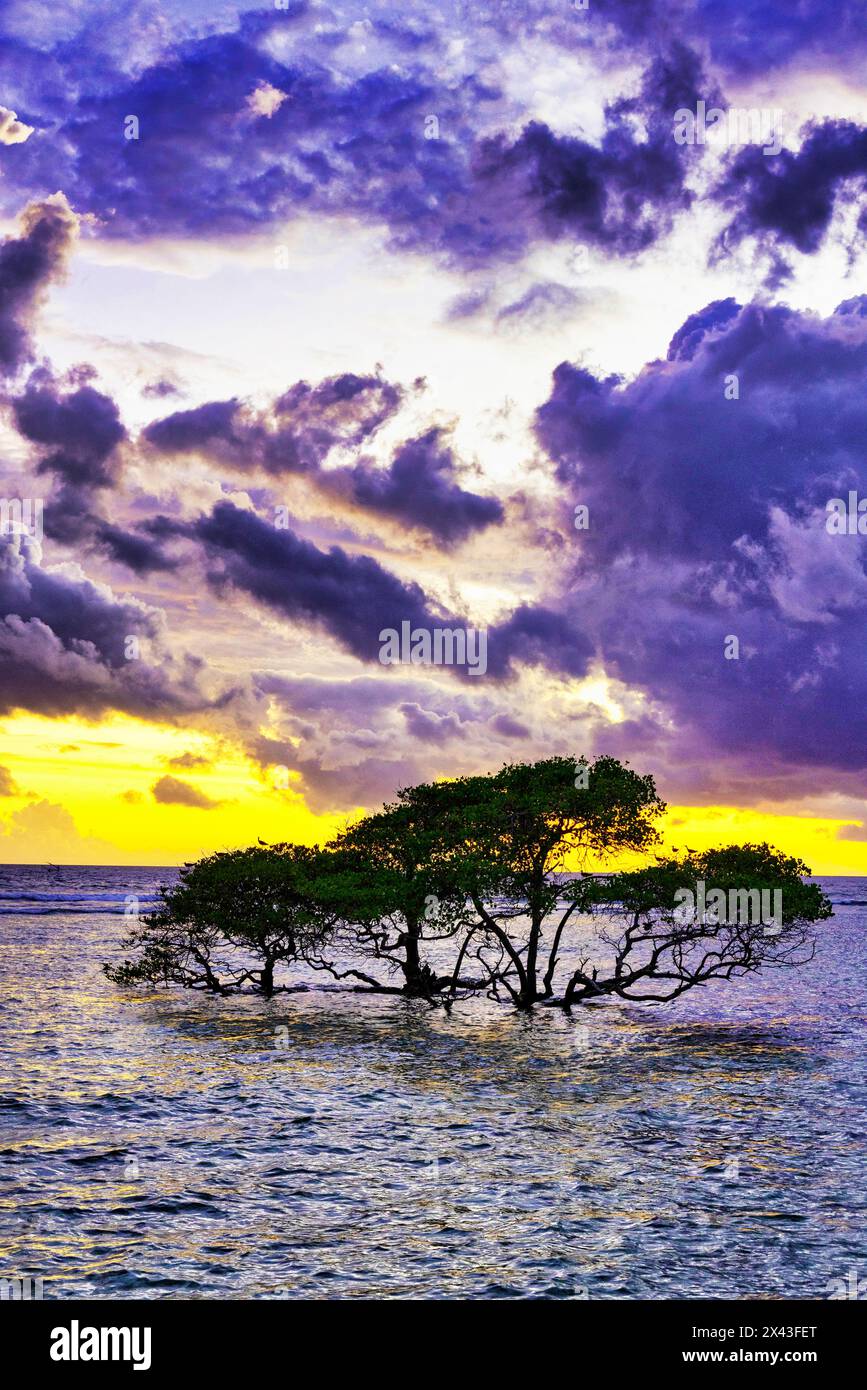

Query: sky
<box><xmin>1</xmin><ymin>0</ymin><xmax>867</xmax><ymax>869</ymax></box>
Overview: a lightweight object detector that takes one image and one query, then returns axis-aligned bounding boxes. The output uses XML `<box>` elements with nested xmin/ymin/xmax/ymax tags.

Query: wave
<box><xmin>0</xmin><ymin>908</ymin><xmax>162</xmax><ymax>916</ymax></box>
<box><xmin>0</xmin><ymin>895</ymin><xmax>161</xmax><ymax>906</ymax></box>
<box><xmin>0</xmin><ymin>890</ymin><xmax>163</xmax><ymax>916</ymax></box>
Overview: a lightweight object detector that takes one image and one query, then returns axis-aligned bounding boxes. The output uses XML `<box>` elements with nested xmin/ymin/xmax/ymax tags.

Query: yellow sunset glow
<box><xmin>0</xmin><ymin>712</ymin><xmax>345</xmax><ymax>864</ymax></box>
<box><xmin>1</xmin><ymin>710</ymin><xmax>864</xmax><ymax>872</ymax></box>
<box><xmin>658</xmin><ymin>806</ymin><xmax>867</xmax><ymax>878</ymax></box>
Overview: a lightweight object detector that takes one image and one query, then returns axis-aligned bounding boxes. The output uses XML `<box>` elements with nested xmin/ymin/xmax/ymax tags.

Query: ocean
<box><xmin>0</xmin><ymin>864</ymin><xmax>864</xmax><ymax>1299</ymax></box>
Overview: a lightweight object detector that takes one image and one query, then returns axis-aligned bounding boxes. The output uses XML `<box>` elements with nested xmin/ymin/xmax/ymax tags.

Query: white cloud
<box><xmin>0</xmin><ymin>106</ymin><xmax>34</xmax><ymax>145</ymax></box>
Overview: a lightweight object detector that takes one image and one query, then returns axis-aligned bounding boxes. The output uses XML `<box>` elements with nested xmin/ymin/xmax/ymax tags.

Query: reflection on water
<box><xmin>0</xmin><ymin>867</ymin><xmax>864</xmax><ymax>1299</ymax></box>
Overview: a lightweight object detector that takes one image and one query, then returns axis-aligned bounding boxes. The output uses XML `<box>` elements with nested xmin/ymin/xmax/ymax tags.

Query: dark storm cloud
<box><xmin>534</xmin><ymin>297</ymin><xmax>867</xmax><ymax>782</ymax></box>
<box><xmin>713</xmin><ymin>121</ymin><xmax>867</xmax><ymax>268</ymax></box>
<box><xmin>144</xmin><ymin>374</ymin><xmax>402</xmax><ymax>475</ymax></box>
<box><xmin>687</xmin><ymin>0</ymin><xmax>867</xmax><ymax>77</ymax></box>
<box><xmin>92</xmin><ymin>522</ymin><xmax>179</xmax><ymax>575</ymax></box>
<box><xmin>187</xmin><ymin>499</ymin><xmax>443</xmax><ymax>664</ymax></box>
<box><xmin>6</xmin><ymin>2</ymin><xmax>860</xmax><ymax>281</ymax></box>
<box><xmin>145</xmin><ymin>377</ymin><xmax>502</xmax><ymax>545</ymax></box>
<box><xmin>666</xmin><ymin>297</ymin><xmax>741</xmax><ymax>362</ymax></box>
<box><xmin>273</xmin><ymin>373</ymin><xmax>405</xmax><ymax>445</ymax></box>
<box><xmin>9</xmin><ymin>366</ymin><xmax>175</xmax><ymax>572</ymax></box>
<box><xmin>537</xmin><ymin>299</ymin><xmax>867</xmax><ymax>565</ymax></box>
<box><xmin>492</xmin><ymin>603</ymin><xmax>594</xmax><ymax>679</ymax></box>
<box><xmin>6</xmin><ymin>349</ymin><xmax>178</xmax><ymax>572</ymax></box>
<box><xmin>463</xmin><ymin>43</ymin><xmax>702</xmax><ymax>263</ymax></box>
<box><xmin>14</xmin><ymin>369</ymin><xmax>125</xmax><ymax>491</ymax></box>
<box><xmin>174</xmin><ymin>500</ymin><xmax>591</xmax><ymax>682</ymax></box>
<box><xmin>0</xmin><ymin>9</ymin><xmax>705</xmax><ymax>267</ymax></box>
<box><xmin>0</xmin><ymin>196</ymin><xmax>75</xmax><ymax>376</ymax></box>
<box><xmin>333</xmin><ymin>429</ymin><xmax>504</xmax><ymax>545</ymax></box>
<box><xmin>0</xmin><ymin>533</ymin><xmax>211</xmax><ymax>720</ymax></box>
<box><xmin>144</xmin><ymin>398</ymin><xmax>241</xmax><ymax>456</ymax></box>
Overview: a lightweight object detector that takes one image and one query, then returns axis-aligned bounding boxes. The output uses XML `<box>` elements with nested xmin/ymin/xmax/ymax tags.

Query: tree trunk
<box><xmin>260</xmin><ymin>957</ymin><xmax>275</xmax><ymax>998</ymax></box>
<box><xmin>517</xmin><ymin>913</ymin><xmax>541</xmax><ymax>1008</ymax></box>
<box><xmin>401</xmin><ymin>916</ymin><xmax>427</xmax><ymax>996</ymax></box>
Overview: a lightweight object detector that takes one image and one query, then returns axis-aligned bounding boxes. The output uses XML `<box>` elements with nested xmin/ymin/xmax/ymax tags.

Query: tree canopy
<box><xmin>105</xmin><ymin>757</ymin><xmax>832</xmax><ymax>1012</ymax></box>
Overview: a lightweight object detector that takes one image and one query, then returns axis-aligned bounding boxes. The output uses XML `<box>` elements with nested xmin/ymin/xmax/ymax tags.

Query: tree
<box><xmin>556</xmin><ymin>844</ymin><xmax>831</xmax><ymax>1007</ymax></box>
<box><xmin>105</xmin><ymin>763</ymin><xmax>832</xmax><ymax>1015</ymax></box>
<box><xmin>104</xmin><ymin>844</ymin><xmax>338</xmax><ymax>997</ymax></box>
<box><xmin>329</xmin><ymin>786</ymin><xmax>475</xmax><ymax>998</ymax></box>
<box><xmin>418</xmin><ymin>755</ymin><xmax>666</xmax><ymax>1008</ymax></box>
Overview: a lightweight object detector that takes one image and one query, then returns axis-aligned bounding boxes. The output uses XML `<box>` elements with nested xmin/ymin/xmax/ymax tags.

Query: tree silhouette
<box><xmin>105</xmin><ymin>758</ymin><xmax>832</xmax><ymax>1010</ymax></box>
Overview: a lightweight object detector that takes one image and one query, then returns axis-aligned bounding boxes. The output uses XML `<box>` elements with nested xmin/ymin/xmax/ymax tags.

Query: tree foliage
<box><xmin>105</xmin><ymin>759</ymin><xmax>832</xmax><ymax>1011</ymax></box>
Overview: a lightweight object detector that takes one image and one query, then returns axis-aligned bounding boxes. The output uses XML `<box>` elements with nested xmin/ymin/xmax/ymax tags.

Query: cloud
<box><xmin>166</xmin><ymin>751</ymin><xmax>211</xmax><ymax>770</ymax></box>
<box><xmin>0</xmin><ymin>14</ymin><xmax>704</xmax><ymax>267</ymax></box>
<box><xmin>837</xmin><ymin>822</ymin><xmax>867</xmax><ymax>841</ymax></box>
<box><xmin>713</xmin><ymin>120</ymin><xmax>867</xmax><ymax>273</ymax></box>
<box><xmin>187</xmin><ymin>498</ymin><xmax>443</xmax><ymax>666</ymax></box>
<box><xmin>173</xmin><ymin>500</ymin><xmax>592</xmax><ymax>682</ymax></box>
<box><xmin>399</xmin><ymin>702</ymin><xmax>467</xmax><ymax>742</ymax></box>
<box><xmin>533</xmin><ymin>295</ymin><xmax>867</xmax><ymax>791</ymax></box>
<box><xmin>328</xmin><ymin>428</ymin><xmax>504</xmax><ymax>545</ymax></box>
<box><xmin>0</xmin><ymin>106</ymin><xmax>34</xmax><ymax>145</ymax></box>
<box><xmin>245</xmin><ymin>80</ymin><xmax>287</xmax><ymax>119</ymax></box>
<box><xmin>144</xmin><ymin>371</ymin><xmax>403</xmax><ymax>472</ymax></box>
<box><xmin>490</xmin><ymin>713</ymin><xmax>531</xmax><ymax>738</ymax></box>
<box><xmin>145</xmin><ymin>378</ymin><xmax>502</xmax><ymax>544</ymax></box>
<box><xmin>7</xmin><ymin>354</ymin><xmax>176</xmax><ymax>574</ymax></box>
<box><xmin>685</xmin><ymin>0</ymin><xmax>867</xmax><ymax>78</ymax></box>
<box><xmin>0</xmin><ymin>532</ymin><xmax>215</xmax><ymax>721</ymax></box>
<box><xmin>12</xmin><ymin>365</ymin><xmax>127</xmax><ymax>545</ymax></box>
<box><xmin>0</xmin><ymin>798</ymin><xmax>119</xmax><ymax>862</ymax></box>
<box><xmin>0</xmin><ymin>195</ymin><xmax>76</xmax><ymax>376</ymax></box>
<box><xmin>496</xmin><ymin>281</ymin><xmax>582</xmax><ymax>329</ymax></box>
<box><xmin>0</xmin><ymin>765</ymin><xmax>21</xmax><ymax>795</ymax></box>
<box><xmin>92</xmin><ymin>522</ymin><xmax>179</xmax><ymax>576</ymax></box>
<box><xmin>151</xmin><ymin>775</ymin><xmax>221</xmax><ymax>809</ymax></box>
<box><xmin>142</xmin><ymin>377</ymin><xmax>182</xmax><ymax>399</ymax></box>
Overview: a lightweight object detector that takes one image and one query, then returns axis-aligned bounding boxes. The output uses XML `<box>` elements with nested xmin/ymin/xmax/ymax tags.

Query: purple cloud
<box><xmin>534</xmin><ymin>296</ymin><xmax>867</xmax><ymax>788</ymax></box>
<box><xmin>145</xmin><ymin>377</ymin><xmax>501</xmax><ymax>545</ymax></box>
<box><xmin>167</xmin><ymin>500</ymin><xmax>592</xmax><ymax>683</ymax></box>
<box><xmin>333</xmin><ymin>429</ymin><xmax>503</xmax><ymax>545</ymax></box>
<box><xmin>0</xmin><ymin>13</ymin><xmax>704</xmax><ymax>268</ymax></box>
<box><xmin>0</xmin><ymin>533</ymin><xmax>214</xmax><ymax>721</ymax></box>
<box><xmin>714</xmin><ymin>120</ymin><xmax>867</xmax><ymax>272</ymax></box>
<box><xmin>0</xmin><ymin>196</ymin><xmax>75</xmax><ymax>376</ymax></box>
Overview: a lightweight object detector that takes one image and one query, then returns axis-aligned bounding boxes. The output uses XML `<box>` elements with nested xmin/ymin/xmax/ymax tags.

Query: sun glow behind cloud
<box><xmin>0</xmin><ymin>713</ymin><xmax>345</xmax><ymax>864</ymax></box>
